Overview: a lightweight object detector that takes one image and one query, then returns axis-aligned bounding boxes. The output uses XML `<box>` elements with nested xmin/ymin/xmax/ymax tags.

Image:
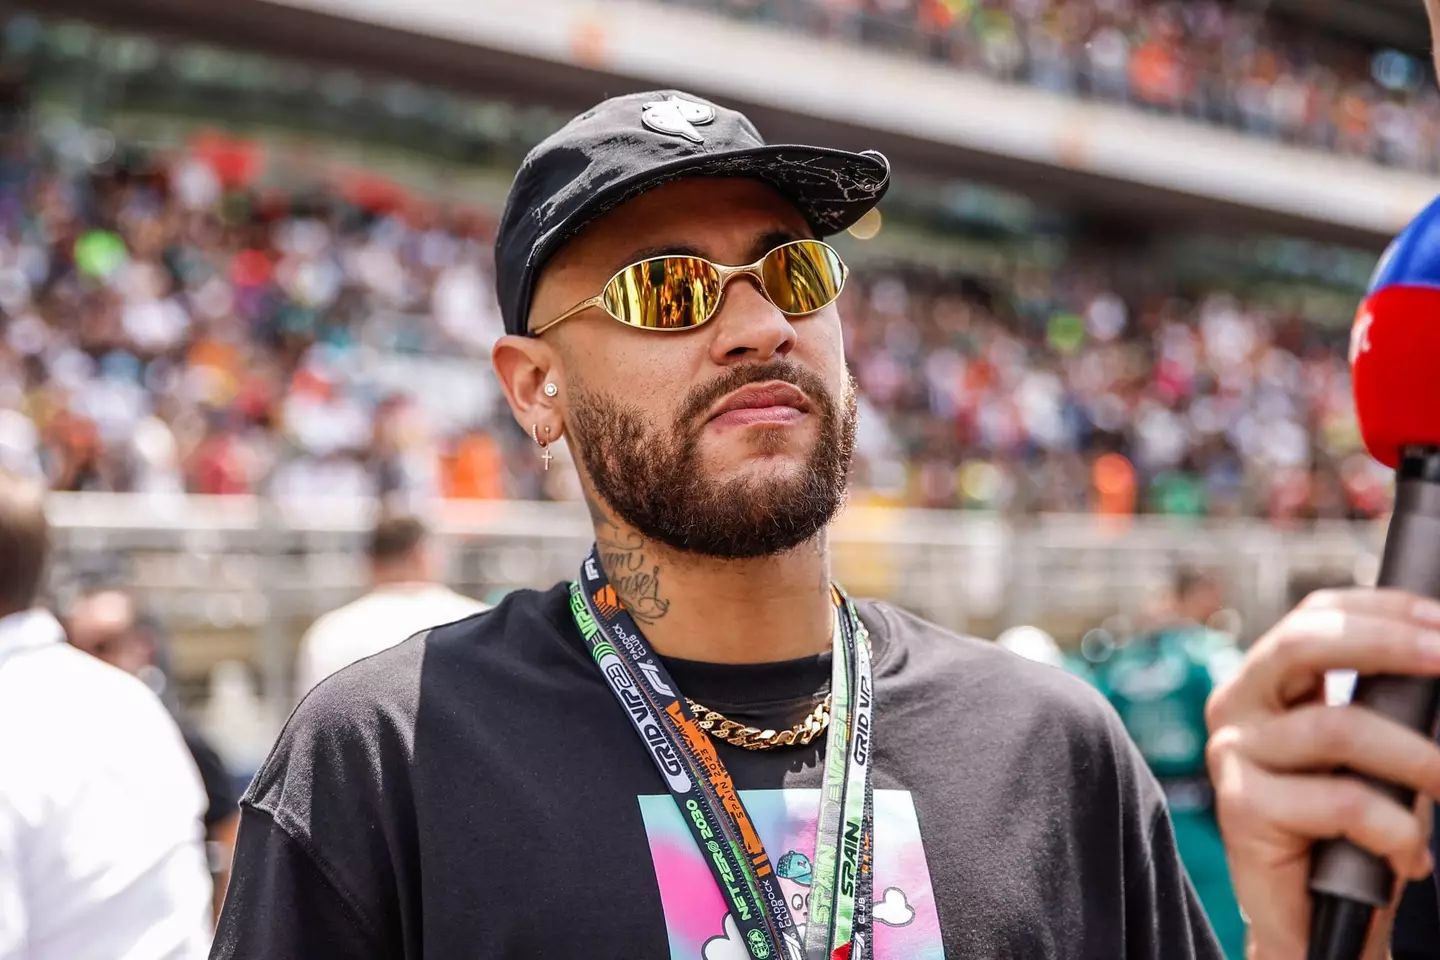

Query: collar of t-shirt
<box><xmin>540</xmin><ymin>585</ymin><xmax>892</xmax><ymax>723</ymax></box>
<box><xmin>661</xmin><ymin>650</ymin><xmax>835</xmax><ymax>717</ymax></box>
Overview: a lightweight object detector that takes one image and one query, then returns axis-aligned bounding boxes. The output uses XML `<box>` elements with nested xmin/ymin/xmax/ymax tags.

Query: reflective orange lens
<box><xmin>596</xmin><ymin>241</ymin><xmax>846</xmax><ymax>330</ymax></box>
<box><xmin>761</xmin><ymin>240</ymin><xmax>847</xmax><ymax>315</ymax></box>
<box><xmin>601</xmin><ymin>256</ymin><xmax>722</xmax><ymax>329</ymax></box>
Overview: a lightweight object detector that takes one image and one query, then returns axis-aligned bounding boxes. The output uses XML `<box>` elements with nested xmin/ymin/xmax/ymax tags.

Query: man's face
<box><xmin>530</xmin><ymin>178</ymin><xmax>857</xmax><ymax>559</ymax></box>
<box><xmin>1183</xmin><ymin>579</ymin><xmax>1226</xmax><ymax>626</ymax></box>
<box><xmin>67</xmin><ymin>592</ymin><xmax>152</xmax><ymax>676</ymax></box>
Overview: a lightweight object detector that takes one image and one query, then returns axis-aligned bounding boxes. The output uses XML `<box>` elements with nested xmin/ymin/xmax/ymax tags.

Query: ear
<box><xmin>492</xmin><ymin>334</ymin><xmax>565</xmax><ymax>444</ymax></box>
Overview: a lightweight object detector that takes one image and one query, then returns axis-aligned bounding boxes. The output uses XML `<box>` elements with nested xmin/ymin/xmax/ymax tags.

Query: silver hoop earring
<box><xmin>543</xmin><ymin>383</ymin><xmax>559</xmax><ymax>398</ymax></box>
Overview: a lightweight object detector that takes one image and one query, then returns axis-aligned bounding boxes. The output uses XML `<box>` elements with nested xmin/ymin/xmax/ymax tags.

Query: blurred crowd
<box><xmin>0</xmin><ymin>132</ymin><xmax>1387</xmax><ymax>521</ymax></box>
<box><xmin>661</xmin><ymin>0</ymin><xmax>1440</xmax><ymax>173</ymax></box>
<box><xmin>841</xmin><ymin>264</ymin><xmax>1387</xmax><ymax>523</ymax></box>
<box><xmin>0</xmin><ymin>132</ymin><xmax>548</xmax><ymax>512</ymax></box>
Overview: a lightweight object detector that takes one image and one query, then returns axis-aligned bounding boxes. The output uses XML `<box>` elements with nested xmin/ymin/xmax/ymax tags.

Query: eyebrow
<box><xmin>746</xmin><ymin>229</ymin><xmax>806</xmax><ymax>262</ymax></box>
<box><xmin>614</xmin><ymin>229</ymin><xmax>808</xmax><ymax>271</ymax></box>
<box><xmin>618</xmin><ymin>242</ymin><xmax>708</xmax><ymax>265</ymax></box>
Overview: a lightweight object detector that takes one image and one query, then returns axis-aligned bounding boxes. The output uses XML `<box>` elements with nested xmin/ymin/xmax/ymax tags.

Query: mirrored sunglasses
<box><xmin>531</xmin><ymin>239</ymin><xmax>848</xmax><ymax>335</ymax></box>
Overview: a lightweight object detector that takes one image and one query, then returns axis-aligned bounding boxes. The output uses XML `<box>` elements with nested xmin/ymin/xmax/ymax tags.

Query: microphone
<box><xmin>1307</xmin><ymin>195</ymin><xmax>1440</xmax><ymax>960</ymax></box>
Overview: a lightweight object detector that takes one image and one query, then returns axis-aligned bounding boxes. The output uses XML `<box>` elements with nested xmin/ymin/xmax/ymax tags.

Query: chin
<box><xmin>709</xmin><ymin>420</ymin><xmax>813</xmax><ymax>458</ymax></box>
<box><xmin>704</xmin><ymin>434</ymin><xmax>812</xmax><ymax>477</ymax></box>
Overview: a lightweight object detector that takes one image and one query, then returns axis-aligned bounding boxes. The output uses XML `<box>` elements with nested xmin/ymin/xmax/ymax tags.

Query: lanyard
<box><xmin>572</xmin><ymin>546</ymin><xmax>875</xmax><ymax>960</ymax></box>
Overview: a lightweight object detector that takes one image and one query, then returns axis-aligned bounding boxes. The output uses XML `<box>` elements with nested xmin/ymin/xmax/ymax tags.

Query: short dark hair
<box><xmin>0</xmin><ymin>470</ymin><xmax>49</xmax><ymax>615</ymax></box>
<box><xmin>1174</xmin><ymin>565</ymin><xmax>1219</xmax><ymax>601</ymax></box>
<box><xmin>368</xmin><ymin>514</ymin><xmax>428</xmax><ymax>564</ymax></box>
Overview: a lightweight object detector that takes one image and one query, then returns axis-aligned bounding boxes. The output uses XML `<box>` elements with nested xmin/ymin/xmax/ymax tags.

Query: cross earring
<box><xmin>533</xmin><ymin>423</ymin><xmax>554</xmax><ymax>470</ymax></box>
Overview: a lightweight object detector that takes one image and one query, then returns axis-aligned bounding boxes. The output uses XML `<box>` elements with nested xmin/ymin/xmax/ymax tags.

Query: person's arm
<box><xmin>211</xmin><ymin>807</ymin><xmax>379</xmax><ymax>959</ymax></box>
<box><xmin>212</xmin><ymin>638</ymin><xmax>417</xmax><ymax>959</ymax></box>
<box><xmin>1125</xmin><ymin>796</ymin><xmax>1226</xmax><ymax>960</ymax></box>
<box><xmin>1099</xmin><ymin>689</ymin><xmax>1226</xmax><ymax>960</ymax></box>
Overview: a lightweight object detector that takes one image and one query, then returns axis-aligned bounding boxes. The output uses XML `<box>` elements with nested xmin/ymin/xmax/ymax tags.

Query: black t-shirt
<box><xmin>211</xmin><ymin>584</ymin><xmax>1222</xmax><ymax>960</ymax></box>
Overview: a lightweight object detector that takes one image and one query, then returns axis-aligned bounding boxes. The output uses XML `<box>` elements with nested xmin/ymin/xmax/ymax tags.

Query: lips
<box><xmin>706</xmin><ymin>381</ymin><xmax>811</xmax><ymax>428</ymax></box>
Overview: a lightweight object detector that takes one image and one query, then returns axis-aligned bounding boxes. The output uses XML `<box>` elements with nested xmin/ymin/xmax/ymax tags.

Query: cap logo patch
<box><xmin>641</xmin><ymin>96</ymin><xmax>715</xmax><ymax>143</ymax></box>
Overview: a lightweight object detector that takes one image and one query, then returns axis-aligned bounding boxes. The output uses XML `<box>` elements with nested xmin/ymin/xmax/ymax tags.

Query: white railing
<box><xmin>43</xmin><ymin>492</ymin><xmax>1383</xmax><ymax>771</ymax></box>
<box><xmin>45</xmin><ymin>492</ymin><xmax>1383</xmax><ymax>640</ymax></box>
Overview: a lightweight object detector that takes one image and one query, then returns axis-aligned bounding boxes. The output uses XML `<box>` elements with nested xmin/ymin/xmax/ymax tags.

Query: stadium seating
<box><xmin>0</xmin><ymin>130</ymin><xmax>1388</xmax><ymax>522</ymax></box>
<box><xmin>658</xmin><ymin>0</ymin><xmax>1440</xmax><ymax>174</ymax></box>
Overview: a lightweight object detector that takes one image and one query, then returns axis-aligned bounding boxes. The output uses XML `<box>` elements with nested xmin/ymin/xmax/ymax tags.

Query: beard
<box><xmin>569</xmin><ymin>360</ymin><xmax>858</xmax><ymax>560</ymax></box>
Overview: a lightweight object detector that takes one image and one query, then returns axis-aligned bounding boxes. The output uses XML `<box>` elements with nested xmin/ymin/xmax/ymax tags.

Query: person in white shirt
<box><xmin>0</xmin><ymin>469</ymin><xmax>212</xmax><ymax>960</ymax></box>
<box><xmin>294</xmin><ymin>513</ymin><xmax>488</xmax><ymax>699</ymax></box>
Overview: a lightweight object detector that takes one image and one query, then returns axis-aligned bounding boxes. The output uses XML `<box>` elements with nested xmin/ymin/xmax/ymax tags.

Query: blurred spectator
<box><xmin>293</xmin><ymin>513</ymin><xmax>488</xmax><ymax>699</ymax></box>
<box><xmin>66</xmin><ymin>588</ymin><xmax>241</xmax><ymax>922</ymax></box>
<box><xmin>663</xmin><ymin>0</ymin><xmax>1440</xmax><ymax>174</ymax></box>
<box><xmin>0</xmin><ymin>469</ymin><xmax>212</xmax><ymax>959</ymax></box>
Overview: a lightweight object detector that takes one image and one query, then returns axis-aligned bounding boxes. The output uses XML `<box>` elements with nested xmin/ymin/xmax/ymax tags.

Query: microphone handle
<box><xmin>1308</xmin><ymin>448</ymin><xmax>1440</xmax><ymax>960</ymax></box>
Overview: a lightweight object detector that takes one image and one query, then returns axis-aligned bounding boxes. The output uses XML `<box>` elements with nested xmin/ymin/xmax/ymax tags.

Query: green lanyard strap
<box><xmin>572</xmin><ymin>547</ymin><xmax>875</xmax><ymax>960</ymax></box>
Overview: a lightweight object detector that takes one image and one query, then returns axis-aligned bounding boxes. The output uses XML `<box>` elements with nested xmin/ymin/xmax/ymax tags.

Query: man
<box><xmin>293</xmin><ymin>513</ymin><xmax>487</xmax><ymax>698</ymax></box>
<box><xmin>1090</xmin><ymin>568</ymin><xmax>1245</xmax><ymax>959</ymax></box>
<box><xmin>213</xmin><ymin>91</ymin><xmax>1222</xmax><ymax>958</ymax></box>
<box><xmin>0</xmin><ymin>470</ymin><xmax>212</xmax><ymax>959</ymax></box>
<box><xmin>66</xmin><ymin>588</ymin><xmax>242</xmax><ymax>922</ymax></box>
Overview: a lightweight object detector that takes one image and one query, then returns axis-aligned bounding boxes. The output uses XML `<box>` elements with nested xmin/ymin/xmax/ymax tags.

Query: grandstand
<box><xmin>0</xmin><ymin>0</ymin><xmax>1406</xmax><ymax>766</ymax></box>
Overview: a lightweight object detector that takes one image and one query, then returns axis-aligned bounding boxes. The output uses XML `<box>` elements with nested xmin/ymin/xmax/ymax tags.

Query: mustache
<box><xmin>676</xmin><ymin>360</ymin><xmax>835</xmax><ymax>429</ymax></box>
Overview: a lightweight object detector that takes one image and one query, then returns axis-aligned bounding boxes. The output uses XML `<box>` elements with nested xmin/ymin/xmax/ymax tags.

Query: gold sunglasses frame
<box><xmin>529</xmin><ymin>239</ymin><xmax>849</xmax><ymax>336</ymax></box>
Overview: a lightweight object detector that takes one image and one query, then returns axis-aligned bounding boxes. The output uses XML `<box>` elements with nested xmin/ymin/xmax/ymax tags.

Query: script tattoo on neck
<box><xmin>584</xmin><ymin>486</ymin><xmax>671</xmax><ymax>625</ymax></box>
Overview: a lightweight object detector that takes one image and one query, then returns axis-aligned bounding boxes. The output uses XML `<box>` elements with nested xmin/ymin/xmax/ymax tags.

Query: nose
<box><xmin>706</xmin><ymin>274</ymin><xmax>797</xmax><ymax>365</ymax></box>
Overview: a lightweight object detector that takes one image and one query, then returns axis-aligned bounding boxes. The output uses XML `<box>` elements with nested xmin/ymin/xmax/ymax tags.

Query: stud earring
<box><xmin>543</xmin><ymin>383</ymin><xmax>559</xmax><ymax>398</ymax></box>
<box><xmin>533</xmin><ymin>424</ymin><xmax>554</xmax><ymax>470</ymax></box>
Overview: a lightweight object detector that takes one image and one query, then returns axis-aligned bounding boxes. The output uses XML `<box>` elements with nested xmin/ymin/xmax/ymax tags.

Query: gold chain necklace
<box><xmin>686</xmin><ymin>695</ymin><xmax>832</xmax><ymax>751</ymax></box>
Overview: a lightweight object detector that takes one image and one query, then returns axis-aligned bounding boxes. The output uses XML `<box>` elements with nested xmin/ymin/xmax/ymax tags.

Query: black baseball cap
<box><xmin>494</xmin><ymin>89</ymin><xmax>891</xmax><ymax>337</ymax></box>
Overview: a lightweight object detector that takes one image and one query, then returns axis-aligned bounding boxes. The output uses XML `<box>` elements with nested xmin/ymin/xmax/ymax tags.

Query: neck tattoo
<box><xmin>586</xmin><ymin>487</ymin><xmax>670</xmax><ymax>625</ymax></box>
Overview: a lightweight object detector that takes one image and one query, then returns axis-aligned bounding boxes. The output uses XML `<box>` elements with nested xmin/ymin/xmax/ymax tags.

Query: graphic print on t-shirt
<box><xmin>639</xmin><ymin>788</ymin><xmax>945</xmax><ymax>960</ymax></box>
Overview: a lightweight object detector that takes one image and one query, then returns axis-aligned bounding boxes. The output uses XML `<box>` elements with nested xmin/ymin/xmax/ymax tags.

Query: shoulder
<box><xmin>246</xmin><ymin>586</ymin><xmax>564</xmax><ymax>860</ymax></box>
<box><xmin>859</xmin><ymin>599</ymin><xmax>1137</xmax><ymax>758</ymax></box>
<box><xmin>300</xmin><ymin>587</ymin><xmax>489</xmax><ymax>647</ymax></box>
<box><xmin>1</xmin><ymin>642</ymin><xmax>177</xmax><ymax>734</ymax></box>
<box><xmin>862</xmin><ymin>600</ymin><xmax>1164</xmax><ymax>822</ymax></box>
<box><xmin>431</xmin><ymin>586</ymin><xmax>490</xmax><ymax>619</ymax></box>
<box><xmin>860</xmin><ymin>599</ymin><xmax>1108</xmax><ymax>706</ymax></box>
<box><xmin>0</xmin><ymin>644</ymin><xmax>200</xmax><ymax>797</ymax></box>
<box><xmin>296</xmin><ymin>600</ymin><xmax>357</xmax><ymax>655</ymax></box>
<box><xmin>298</xmin><ymin>593</ymin><xmax>374</xmax><ymax>643</ymax></box>
<box><xmin>254</xmin><ymin>587</ymin><xmax>560</xmax><ymax>807</ymax></box>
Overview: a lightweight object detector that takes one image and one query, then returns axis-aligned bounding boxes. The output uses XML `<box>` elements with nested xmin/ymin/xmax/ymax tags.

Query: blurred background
<box><xmin>0</xmin><ymin>0</ymin><xmax>1425</xmax><ymax>784</ymax></box>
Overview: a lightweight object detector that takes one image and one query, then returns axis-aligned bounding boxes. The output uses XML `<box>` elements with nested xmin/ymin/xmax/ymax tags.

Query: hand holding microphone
<box><xmin>1304</xmin><ymin>193</ymin><xmax>1440</xmax><ymax>960</ymax></box>
<box><xmin>1207</xmin><ymin>193</ymin><xmax>1440</xmax><ymax>960</ymax></box>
